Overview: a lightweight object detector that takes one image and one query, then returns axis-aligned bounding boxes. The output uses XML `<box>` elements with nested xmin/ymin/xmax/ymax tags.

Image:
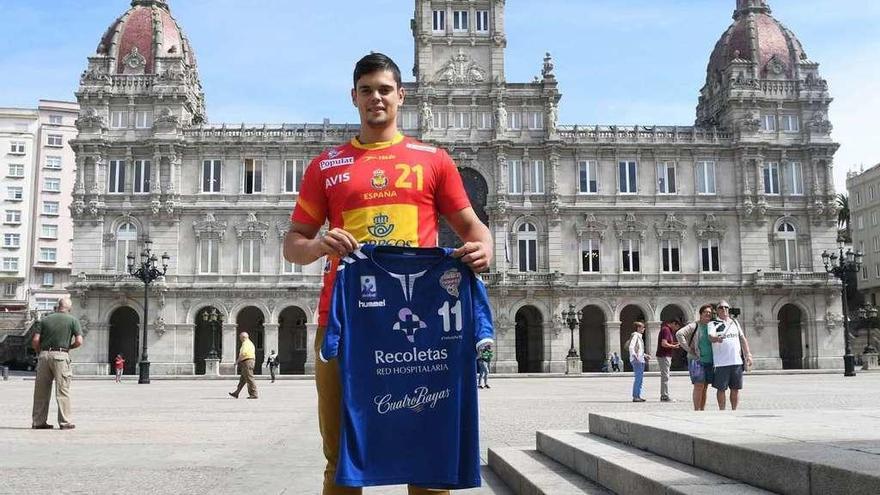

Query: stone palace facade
<box><xmin>69</xmin><ymin>0</ymin><xmax>842</xmax><ymax>375</ymax></box>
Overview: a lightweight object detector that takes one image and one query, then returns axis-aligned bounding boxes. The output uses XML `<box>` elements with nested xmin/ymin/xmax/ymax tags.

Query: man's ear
<box><xmin>399</xmin><ymin>86</ymin><xmax>406</xmax><ymax>104</ymax></box>
<box><xmin>351</xmin><ymin>88</ymin><xmax>357</xmax><ymax>107</ymax></box>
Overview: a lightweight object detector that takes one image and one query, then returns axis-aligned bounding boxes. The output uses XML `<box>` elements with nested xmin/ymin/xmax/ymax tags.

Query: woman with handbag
<box><xmin>676</xmin><ymin>304</ymin><xmax>715</xmax><ymax>411</ymax></box>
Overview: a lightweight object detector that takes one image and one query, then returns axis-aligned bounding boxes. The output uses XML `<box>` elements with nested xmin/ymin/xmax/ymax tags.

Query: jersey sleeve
<box><xmin>291</xmin><ymin>157</ymin><xmax>328</xmax><ymax>225</ymax></box>
<box><xmin>320</xmin><ymin>262</ymin><xmax>348</xmax><ymax>362</ymax></box>
<box><xmin>435</xmin><ymin>150</ymin><xmax>472</xmax><ymax>216</ymax></box>
<box><xmin>470</xmin><ymin>273</ymin><xmax>495</xmax><ymax>351</ymax></box>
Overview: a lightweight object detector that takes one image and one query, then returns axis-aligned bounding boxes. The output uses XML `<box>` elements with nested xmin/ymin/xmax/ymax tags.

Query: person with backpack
<box><xmin>477</xmin><ymin>344</ymin><xmax>493</xmax><ymax>389</ymax></box>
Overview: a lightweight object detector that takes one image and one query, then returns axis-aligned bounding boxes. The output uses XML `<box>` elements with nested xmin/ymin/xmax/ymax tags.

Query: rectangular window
<box><xmin>508</xmin><ymin>111</ymin><xmax>522</xmax><ymax>130</ymax></box>
<box><xmin>5</xmin><ymin>210</ymin><xmax>21</xmax><ymax>224</ymax></box>
<box><xmin>507</xmin><ymin>160</ymin><xmax>522</xmax><ymax>194</ymax></box>
<box><xmin>3</xmin><ymin>233</ymin><xmax>20</xmax><ymax>248</ymax></box>
<box><xmin>42</xmin><ymin>201</ymin><xmax>59</xmax><ymax>215</ymax></box>
<box><xmin>527</xmin><ymin>111</ymin><xmax>544</xmax><ymax>130</ymax></box>
<box><xmin>433</xmin><ymin>111</ymin><xmax>448</xmax><ymax>129</ymax></box>
<box><xmin>242</xmin><ymin>159</ymin><xmax>263</xmax><ymax>194</ymax></box>
<box><xmin>39</xmin><ymin>248</ymin><xmax>57</xmax><ymax>262</ymax></box>
<box><xmin>282</xmin><ymin>258</ymin><xmax>302</xmax><ymax>274</ymax></box>
<box><xmin>453</xmin><ymin>10</ymin><xmax>468</xmax><ymax>31</ymax></box>
<box><xmin>696</xmin><ymin>161</ymin><xmax>716</xmax><ymax>194</ymax></box>
<box><xmin>199</xmin><ymin>238</ymin><xmax>220</xmax><ymax>274</ymax></box>
<box><xmin>786</xmin><ymin>162</ymin><xmax>803</xmax><ymax>195</ymax></box>
<box><xmin>432</xmin><ymin>10</ymin><xmax>445</xmax><ymax>31</ymax></box>
<box><xmin>476</xmin><ymin>10</ymin><xmax>489</xmax><ymax>32</ymax></box>
<box><xmin>621</xmin><ymin>239</ymin><xmax>640</xmax><ymax>272</ymax></box>
<box><xmin>36</xmin><ymin>298</ymin><xmax>56</xmax><ymax>312</ymax></box>
<box><xmin>47</xmin><ymin>134</ymin><xmax>63</xmax><ymax>147</ymax></box>
<box><xmin>133</xmin><ymin>160</ymin><xmax>151</xmax><ymax>193</ymax></box>
<box><xmin>763</xmin><ymin>162</ymin><xmax>780</xmax><ymax>195</ymax></box>
<box><xmin>41</xmin><ymin>224</ymin><xmax>58</xmax><ymax>239</ymax></box>
<box><xmin>135</xmin><ymin>110</ymin><xmax>153</xmax><ymax>129</ymax></box>
<box><xmin>452</xmin><ymin>111</ymin><xmax>470</xmax><ymax>129</ymax></box>
<box><xmin>578</xmin><ymin>160</ymin><xmax>598</xmax><ymax>194</ymax></box>
<box><xmin>2</xmin><ymin>257</ymin><xmax>18</xmax><ymax>271</ymax></box>
<box><xmin>4</xmin><ymin>283</ymin><xmax>17</xmax><ymax>296</ymax></box>
<box><xmin>661</xmin><ymin>239</ymin><xmax>681</xmax><ymax>272</ymax></box>
<box><xmin>517</xmin><ymin>238</ymin><xmax>537</xmax><ymax>272</ymax></box>
<box><xmin>45</xmin><ymin>156</ymin><xmax>62</xmax><ymax>169</ymax></box>
<box><xmin>42</xmin><ymin>272</ymin><xmax>55</xmax><ymax>286</ymax></box>
<box><xmin>108</xmin><ymin>159</ymin><xmax>125</xmax><ymax>193</ymax></box>
<box><xmin>870</xmin><ymin>186</ymin><xmax>875</xmax><ymax>201</ymax></box>
<box><xmin>7</xmin><ymin>186</ymin><xmax>23</xmax><ymax>201</ymax></box>
<box><xmin>530</xmin><ymin>160</ymin><xmax>545</xmax><ymax>194</ymax></box>
<box><xmin>399</xmin><ymin>111</ymin><xmax>418</xmax><ymax>130</ymax></box>
<box><xmin>9</xmin><ymin>141</ymin><xmax>25</xmax><ymax>154</ymax></box>
<box><xmin>7</xmin><ymin>164</ymin><xmax>24</xmax><ymax>177</ymax></box>
<box><xmin>701</xmin><ymin>239</ymin><xmax>720</xmax><ymax>272</ymax></box>
<box><xmin>858</xmin><ymin>215</ymin><xmax>864</xmax><ymax>230</ymax></box>
<box><xmin>241</xmin><ymin>238</ymin><xmax>261</xmax><ymax>273</ymax></box>
<box><xmin>43</xmin><ymin>177</ymin><xmax>61</xmax><ymax>192</ymax></box>
<box><xmin>48</xmin><ymin>114</ymin><xmax>62</xmax><ymax>125</ymax></box>
<box><xmin>863</xmin><ymin>266</ymin><xmax>869</xmax><ymax>280</ymax></box>
<box><xmin>762</xmin><ymin>114</ymin><xmax>777</xmax><ymax>131</ymax></box>
<box><xmin>876</xmin><ymin>264</ymin><xmax>880</xmax><ymax>278</ymax></box>
<box><xmin>873</xmin><ymin>236</ymin><xmax>879</xmax><ymax>252</ymax></box>
<box><xmin>618</xmin><ymin>161</ymin><xmax>637</xmax><ymax>194</ymax></box>
<box><xmin>110</xmin><ymin>111</ymin><xmax>127</xmax><ymax>129</ymax></box>
<box><xmin>781</xmin><ymin>114</ymin><xmax>799</xmax><ymax>132</ymax></box>
<box><xmin>656</xmin><ymin>161</ymin><xmax>676</xmax><ymax>194</ymax></box>
<box><xmin>873</xmin><ymin>211</ymin><xmax>878</xmax><ymax>227</ymax></box>
<box><xmin>857</xmin><ymin>191</ymin><xmax>862</xmax><ymax>205</ymax></box>
<box><xmin>477</xmin><ymin>111</ymin><xmax>493</xmax><ymax>129</ymax></box>
<box><xmin>202</xmin><ymin>159</ymin><xmax>222</xmax><ymax>192</ymax></box>
<box><xmin>581</xmin><ymin>238</ymin><xmax>600</xmax><ymax>273</ymax></box>
<box><xmin>284</xmin><ymin>159</ymin><xmax>305</xmax><ymax>193</ymax></box>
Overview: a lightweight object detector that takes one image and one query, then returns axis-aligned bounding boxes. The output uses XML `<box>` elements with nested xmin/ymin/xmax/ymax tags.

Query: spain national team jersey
<box><xmin>291</xmin><ymin>133</ymin><xmax>472</xmax><ymax>326</ymax></box>
<box><xmin>320</xmin><ymin>245</ymin><xmax>494</xmax><ymax>488</ymax></box>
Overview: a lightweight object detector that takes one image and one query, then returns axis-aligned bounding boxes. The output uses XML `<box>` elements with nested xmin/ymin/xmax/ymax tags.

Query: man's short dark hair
<box><xmin>353</xmin><ymin>52</ymin><xmax>402</xmax><ymax>89</ymax></box>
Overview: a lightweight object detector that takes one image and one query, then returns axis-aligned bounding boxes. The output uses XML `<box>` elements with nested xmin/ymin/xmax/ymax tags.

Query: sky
<box><xmin>1</xmin><ymin>0</ymin><xmax>877</xmax><ymax>193</ymax></box>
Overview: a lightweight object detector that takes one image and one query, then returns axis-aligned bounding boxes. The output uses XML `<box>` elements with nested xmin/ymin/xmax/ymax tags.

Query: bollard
<box><xmin>1</xmin><ymin>365</ymin><xmax>8</xmax><ymax>381</ymax></box>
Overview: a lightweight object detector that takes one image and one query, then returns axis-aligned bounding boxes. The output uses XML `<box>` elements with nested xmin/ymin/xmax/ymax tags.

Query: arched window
<box><xmin>776</xmin><ymin>222</ymin><xmax>798</xmax><ymax>271</ymax></box>
<box><xmin>517</xmin><ymin>222</ymin><xmax>537</xmax><ymax>272</ymax></box>
<box><xmin>116</xmin><ymin>223</ymin><xmax>137</xmax><ymax>273</ymax></box>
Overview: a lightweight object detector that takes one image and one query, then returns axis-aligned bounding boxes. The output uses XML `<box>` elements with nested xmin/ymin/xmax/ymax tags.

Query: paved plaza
<box><xmin>1</xmin><ymin>371</ymin><xmax>879</xmax><ymax>494</ymax></box>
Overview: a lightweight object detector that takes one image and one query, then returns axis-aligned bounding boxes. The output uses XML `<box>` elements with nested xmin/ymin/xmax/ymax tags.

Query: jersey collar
<box><xmin>350</xmin><ymin>132</ymin><xmax>404</xmax><ymax>150</ymax></box>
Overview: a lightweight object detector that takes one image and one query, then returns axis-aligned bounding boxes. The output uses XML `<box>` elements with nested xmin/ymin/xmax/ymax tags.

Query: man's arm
<box><xmin>31</xmin><ymin>333</ymin><xmax>41</xmax><ymax>353</ymax></box>
<box><xmin>283</xmin><ymin>222</ymin><xmax>359</xmax><ymax>265</ymax></box>
<box><xmin>738</xmin><ymin>324</ymin><xmax>753</xmax><ymax>368</ymax></box>
<box><xmin>444</xmin><ymin>207</ymin><xmax>493</xmax><ymax>273</ymax></box>
<box><xmin>70</xmin><ymin>335</ymin><xmax>83</xmax><ymax>349</ymax></box>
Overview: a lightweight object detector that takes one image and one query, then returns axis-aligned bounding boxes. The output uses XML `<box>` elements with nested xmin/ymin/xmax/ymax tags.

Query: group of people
<box><xmin>627</xmin><ymin>299</ymin><xmax>753</xmax><ymax>410</ymax></box>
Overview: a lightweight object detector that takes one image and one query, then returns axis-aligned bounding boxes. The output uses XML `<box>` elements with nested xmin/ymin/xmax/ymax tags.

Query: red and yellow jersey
<box><xmin>291</xmin><ymin>132</ymin><xmax>471</xmax><ymax>325</ymax></box>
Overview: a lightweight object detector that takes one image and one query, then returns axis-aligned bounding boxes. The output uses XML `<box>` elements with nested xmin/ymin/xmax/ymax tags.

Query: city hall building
<box><xmin>69</xmin><ymin>0</ymin><xmax>842</xmax><ymax>375</ymax></box>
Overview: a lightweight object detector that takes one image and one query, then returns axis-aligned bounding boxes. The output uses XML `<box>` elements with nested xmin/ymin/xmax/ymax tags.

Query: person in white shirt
<box><xmin>708</xmin><ymin>300</ymin><xmax>753</xmax><ymax>410</ymax></box>
<box><xmin>628</xmin><ymin>321</ymin><xmax>651</xmax><ymax>402</ymax></box>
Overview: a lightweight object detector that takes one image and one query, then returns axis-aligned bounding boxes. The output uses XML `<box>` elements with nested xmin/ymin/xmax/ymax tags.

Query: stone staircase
<box><xmin>488</xmin><ymin>411</ymin><xmax>880</xmax><ymax>495</ymax></box>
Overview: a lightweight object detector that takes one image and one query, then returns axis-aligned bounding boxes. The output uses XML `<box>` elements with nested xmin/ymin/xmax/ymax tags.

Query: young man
<box><xmin>31</xmin><ymin>297</ymin><xmax>83</xmax><ymax>430</ymax></box>
<box><xmin>283</xmin><ymin>53</ymin><xmax>493</xmax><ymax>495</ymax></box>
<box><xmin>656</xmin><ymin>319</ymin><xmax>681</xmax><ymax>401</ymax></box>
<box><xmin>708</xmin><ymin>300</ymin><xmax>753</xmax><ymax>410</ymax></box>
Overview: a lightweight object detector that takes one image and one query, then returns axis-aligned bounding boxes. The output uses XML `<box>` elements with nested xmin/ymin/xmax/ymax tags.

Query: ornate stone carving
<box><xmin>235</xmin><ymin>212</ymin><xmax>270</xmax><ymax>241</ymax></box>
<box><xmin>495</xmin><ymin>101</ymin><xmax>507</xmax><ymax>133</ymax></box>
<box><xmin>751</xmin><ymin>312</ymin><xmax>764</xmax><ymax>336</ymax></box>
<box><xmin>541</xmin><ymin>52</ymin><xmax>555</xmax><ymax>79</ymax></box>
<box><xmin>121</xmin><ymin>46</ymin><xmax>147</xmax><ymax>74</ymax></box>
<box><xmin>79</xmin><ymin>316</ymin><xmax>90</xmax><ymax>336</ymax></box>
<box><xmin>695</xmin><ymin>213</ymin><xmax>727</xmax><ymax>240</ymax></box>
<box><xmin>825</xmin><ymin>311</ymin><xmax>842</xmax><ymax>334</ymax></box>
<box><xmin>614</xmin><ymin>213</ymin><xmax>647</xmax><ymax>240</ymax></box>
<box><xmin>576</xmin><ymin>214</ymin><xmax>608</xmax><ymax>240</ymax></box>
<box><xmin>435</xmin><ymin>49</ymin><xmax>486</xmax><ymax>85</ymax></box>
<box><xmin>181</xmin><ymin>299</ymin><xmax>191</xmax><ymax>312</ymax></box>
<box><xmin>808</xmin><ymin>111</ymin><xmax>833</xmax><ymax>134</ymax></box>
<box><xmin>151</xmin><ymin>199</ymin><xmax>161</xmax><ymax>216</ymax></box>
<box><xmin>547</xmin><ymin>102</ymin><xmax>558</xmax><ymax>136</ymax></box>
<box><xmin>419</xmin><ymin>101</ymin><xmax>433</xmax><ymax>134</ymax></box>
<box><xmin>76</xmin><ymin>107</ymin><xmax>105</xmax><ymax>129</ymax></box>
<box><xmin>766</xmin><ymin>54</ymin><xmax>786</xmax><ymax>76</ymax></box>
<box><xmin>153</xmin><ymin>107</ymin><xmax>180</xmax><ymax>130</ymax></box>
<box><xmin>276</xmin><ymin>220</ymin><xmax>292</xmax><ymax>239</ymax></box>
<box><xmin>655</xmin><ymin>213</ymin><xmax>688</xmax><ymax>240</ymax></box>
<box><xmin>193</xmin><ymin>212</ymin><xmax>227</xmax><ymax>239</ymax></box>
<box><xmin>154</xmin><ymin>316</ymin><xmax>166</xmax><ymax>336</ymax></box>
<box><xmin>739</xmin><ymin>111</ymin><xmax>761</xmax><ymax>133</ymax></box>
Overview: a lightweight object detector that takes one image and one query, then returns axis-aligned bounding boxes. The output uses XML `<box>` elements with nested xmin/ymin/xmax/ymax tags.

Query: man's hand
<box><xmin>453</xmin><ymin>241</ymin><xmax>492</xmax><ymax>272</ymax></box>
<box><xmin>745</xmin><ymin>354</ymin><xmax>753</xmax><ymax>371</ymax></box>
<box><xmin>316</xmin><ymin>228</ymin><xmax>359</xmax><ymax>258</ymax></box>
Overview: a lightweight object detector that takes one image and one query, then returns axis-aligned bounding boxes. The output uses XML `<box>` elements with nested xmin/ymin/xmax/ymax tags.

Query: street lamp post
<box><xmin>562</xmin><ymin>304</ymin><xmax>580</xmax><ymax>359</ymax></box>
<box><xmin>127</xmin><ymin>240</ymin><xmax>169</xmax><ymax>384</ymax></box>
<box><xmin>862</xmin><ymin>305</ymin><xmax>878</xmax><ymax>354</ymax></box>
<box><xmin>822</xmin><ymin>245</ymin><xmax>863</xmax><ymax>377</ymax></box>
<box><xmin>201</xmin><ymin>308</ymin><xmax>222</xmax><ymax>360</ymax></box>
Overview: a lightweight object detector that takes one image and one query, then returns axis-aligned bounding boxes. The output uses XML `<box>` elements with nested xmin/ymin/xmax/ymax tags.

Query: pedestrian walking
<box><xmin>676</xmin><ymin>304</ymin><xmax>715</xmax><ymax>410</ymax></box>
<box><xmin>266</xmin><ymin>350</ymin><xmax>280</xmax><ymax>383</ymax></box>
<box><xmin>113</xmin><ymin>354</ymin><xmax>125</xmax><ymax>383</ymax></box>
<box><xmin>31</xmin><ymin>297</ymin><xmax>83</xmax><ymax>430</ymax></box>
<box><xmin>229</xmin><ymin>332</ymin><xmax>258</xmax><ymax>399</ymax></box>
<box><xmin>657</xmin><ymin>319</ymin><xmax>682</xmax><ymax>401</ymax></box>
<box><xmin>477</xmin><ymin>344</ymin><xmax>493</xmax><ymax>389</ymax></box>
<box><xmin>283</xmin><ymin>52</ymin><xmax>492</xmax><ymax>494</ymax></box>
<box><xmin>628</xmin><ymin>321</ymin><xmax>651</xmax><ymax>402</ymax></box>
<box><xmin>709</xmin><ymin>300</ymin><xmax>753</xmax><ymax>410</ymax></box>
<box><xmin>610</xmin><ymin>352</ymin><xmax>621</xmax><ymax>372</ymax></box>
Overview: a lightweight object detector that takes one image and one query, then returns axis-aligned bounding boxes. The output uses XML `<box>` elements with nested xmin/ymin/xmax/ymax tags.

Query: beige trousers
<box><xmin>315</xmin><ymin>326</ymin><xmax>450</xmax><ymax>495</ymax></box>
<box><xmin>31</xmin><ymin>351</ymin><xmax>73</xmax><ymax>426</ymax></box>
<box><xmin>233</xmin><ymin>358</ymin><xmax>258</xmax><ymax>398</ymax></box>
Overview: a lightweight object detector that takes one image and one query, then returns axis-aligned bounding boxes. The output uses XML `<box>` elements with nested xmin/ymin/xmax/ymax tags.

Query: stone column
<box><xmin>220</xmin><ymin>323</ymin><xmax>237</xmax><ymax>375</ymax></box>
<box><xmin>264</xmin><ymin>323</ymin><xmax>279</xmax><ymax>356</ymax></box>
<box><xmin>152</xmin><ymin>151</ymin><xmax>162</xmax><ymax>194</ymax></box>
<box><xmin>607</xmin><ymin>320</ymin><xmax>621</xmax><ymax>367</ymax></box>
<box><xmin>304</xmin><ymin>323</ymin><xmax>318</xmax><ymax>374</ymax></box>
<box><xmin>825</xmin><ymin>159</ymin><xmax>835</xmax><ymax>197</ymax></box>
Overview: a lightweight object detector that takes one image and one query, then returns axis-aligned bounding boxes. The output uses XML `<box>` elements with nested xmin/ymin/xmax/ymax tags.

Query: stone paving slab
<box><xmin>2</xmin><ymin>373</ymin><xmax>880</xmax><ymax>494</ymax></box>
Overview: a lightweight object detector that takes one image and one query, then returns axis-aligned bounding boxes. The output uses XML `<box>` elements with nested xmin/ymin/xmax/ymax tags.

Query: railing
<box><xmin>556</xmin><ymin>125</ymin><xmax>732</xmax><ymax>144</ymax></box>
<box><xmin>111</xmin><ymin>74</ymin><xmax>155</xmax><ymax>89</ymax></box>
<box><xmin>182</xmin><ymin>123</ymin><xmax>361</xmax><ymax>142</ymax></box>
<box><xmin>754</xmin><ymin>271</ymin><xmax>830</xmax><ymax>284</ymax></box>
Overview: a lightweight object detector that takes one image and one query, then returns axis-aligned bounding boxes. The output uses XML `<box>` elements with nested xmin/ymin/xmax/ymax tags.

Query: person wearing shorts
<box><xmin>708</xmin><ymin>300</ymin><xmax>753</xmax><ymax>410</ymax></box>
<box><xmin>677</xmin><ymin>303</ymin><xmax>715</xmax><ymax>410</ymax></box>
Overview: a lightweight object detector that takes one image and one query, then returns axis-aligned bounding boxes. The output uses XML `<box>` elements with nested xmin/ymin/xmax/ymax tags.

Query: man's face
<box><xmin>351</xmin><ymin>70</ymin><xmax>404</xmax><ymax>130</ymax></box>
<box><xmin>717</xmin><ymin>305</ymin><xmax>730</xmax><ymax>319</ymax></box>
